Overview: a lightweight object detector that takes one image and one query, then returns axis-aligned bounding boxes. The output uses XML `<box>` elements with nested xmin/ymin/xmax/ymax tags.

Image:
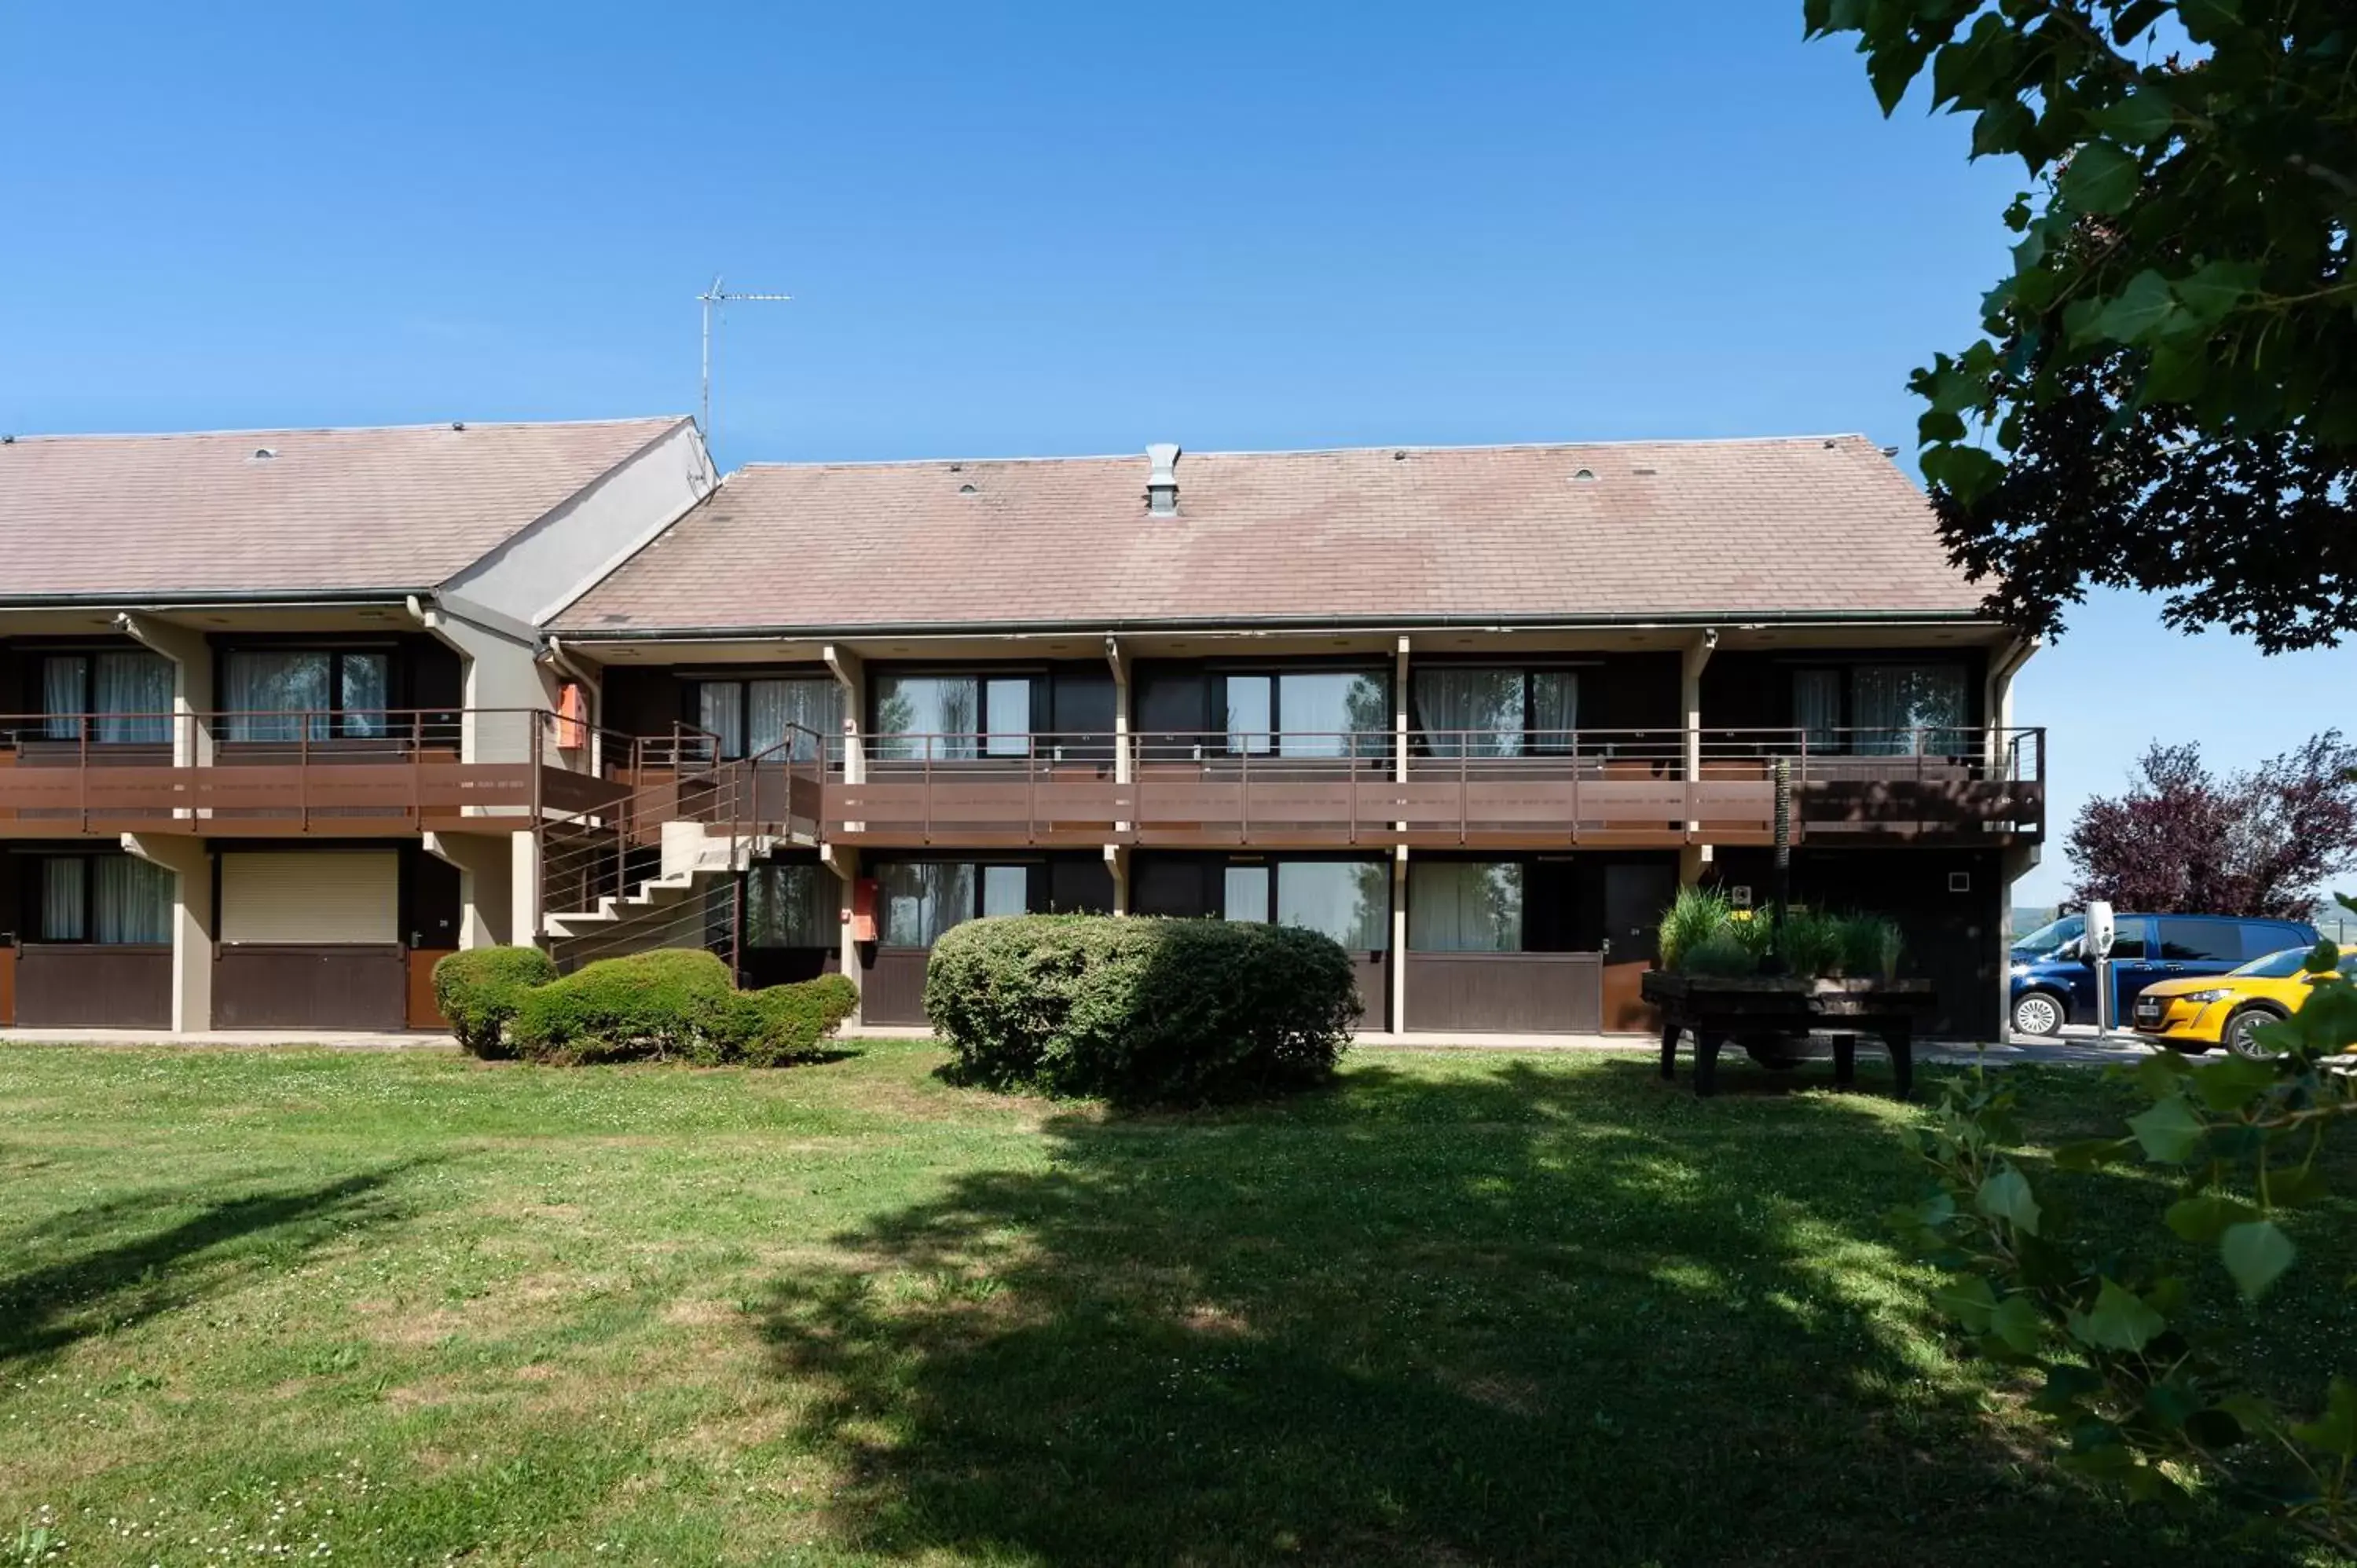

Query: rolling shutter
<box><xmin>220</xmin><ymin>852</ymin><xmax>399</xmax><ymax>945</ymax></box>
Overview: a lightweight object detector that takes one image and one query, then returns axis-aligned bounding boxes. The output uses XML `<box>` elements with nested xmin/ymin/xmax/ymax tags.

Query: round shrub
<box><xmin>709</xmin><ymin>973</ymin><xmax>860</xmax><ymax>1067</ymax></box>
<box><xmin>432</xmin><ymin>945</ymin><xmax>558</xmax><ymax>1057</ymax></box>
<box><xmin>510</xmin><ymin>948</ymin><xmax>735</xmax><ymax>1063</ymax></box>
<box><xmin>924</xmin><ymin>914</ymin><xmax>1357</xmax><ymax>1105</ymax></box>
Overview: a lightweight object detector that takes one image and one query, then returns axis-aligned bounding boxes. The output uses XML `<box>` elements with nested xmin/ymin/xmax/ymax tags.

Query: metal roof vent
<box><xmin>250</xmin><ymin>446</ymin><xmax>278</xmax><ymax>461</ymax></box>
<box><xmin>959</xmin><ymin>482</ymin><xmax>978</xmax><ymax>495</ymax></box>
<box><xmin>1146</xmin><ymin>442</ymin><xmax>1181</xmax><ymax>516</ymax></box>
<box><xmin>1570</xmin><ymin>467</ymin><xmax>1597</xmax><ymax>483</ymax></box>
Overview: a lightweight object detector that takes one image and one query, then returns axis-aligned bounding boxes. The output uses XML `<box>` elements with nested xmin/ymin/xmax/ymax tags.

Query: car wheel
<box><xmin>2222</xmin><ymin>1004</ymin><xmax>2288</xmax><ymax>1062</ymax></box>
<box><xmin>2011</xmin><ymin>991</ymin><xmax>2064</xmax><ymax>1038</ymax></box>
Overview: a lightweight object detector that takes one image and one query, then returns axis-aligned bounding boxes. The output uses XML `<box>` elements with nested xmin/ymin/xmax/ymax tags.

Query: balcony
<box><xmin>810</xmin><ymin>727</ymin><xmax>2046</xmax><ymax>849</ymax></box>
<box><xmin>0</xmin><ymin>709</ymin><xmax>628</xmax><ymax>836</ymax></box>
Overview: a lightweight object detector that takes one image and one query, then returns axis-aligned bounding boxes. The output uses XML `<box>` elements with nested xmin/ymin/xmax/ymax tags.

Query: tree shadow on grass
<box><xmin>754</xmin><ymin>1056</ymin><xmax>2275</xmax><ymax>1567</ymax></box>
<box><xmin>0</xmin><ymin>1162</ymin><xmax>424</xmax><ymax>1366</ymax></box>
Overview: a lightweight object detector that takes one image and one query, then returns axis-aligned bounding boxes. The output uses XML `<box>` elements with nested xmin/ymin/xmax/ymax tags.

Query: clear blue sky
<box><xmin>2</xmin><ymin>1</ymin><xmax>2346</xmax><ymax>907</ymax></box>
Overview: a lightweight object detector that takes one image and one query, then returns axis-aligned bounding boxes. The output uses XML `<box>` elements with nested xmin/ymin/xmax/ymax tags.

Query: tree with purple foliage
<box><xmin>2068</xmin><ymin>732</ymin><xmax>2357</xmax><ymax>920</ymax></box>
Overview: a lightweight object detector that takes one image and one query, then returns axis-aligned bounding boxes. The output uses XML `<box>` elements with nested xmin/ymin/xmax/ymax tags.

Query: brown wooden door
<box><xmin>409</xmin><ymin>949</ymin><xmax>456</xmax><ymax>1030</ymax></box>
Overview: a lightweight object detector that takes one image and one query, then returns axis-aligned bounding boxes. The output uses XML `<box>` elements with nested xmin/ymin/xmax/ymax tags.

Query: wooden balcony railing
<box><xmin>0</xmin><ymin>709</ymin><xmax>619</xmax><ymax>835</ymax></box>
<box><xmin>805</xmin><ymin>727</ymin><xmax>2046</xmax><ymax>848</ymax></box>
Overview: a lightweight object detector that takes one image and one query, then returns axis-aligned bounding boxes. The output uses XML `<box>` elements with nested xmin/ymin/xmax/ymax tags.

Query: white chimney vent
<box><xmin>1146</xmin><ymin>442</ymin><xmax>1181</xmax><ymax>516</ymax></box>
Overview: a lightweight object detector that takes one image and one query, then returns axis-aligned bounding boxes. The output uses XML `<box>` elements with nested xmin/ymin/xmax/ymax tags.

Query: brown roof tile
<box><xmin>554</xmin><ymin>434</ymin><xmax>1984</xmax><ymax>634</ymax></box>
<box><xmin>0</xmin><ymin>417</ymin><xmax>689</xmax><ymax>598</ymax></box>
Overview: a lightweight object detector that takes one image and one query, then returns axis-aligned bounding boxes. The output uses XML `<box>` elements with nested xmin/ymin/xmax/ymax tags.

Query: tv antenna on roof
<box><xmin>697</xmin><ymin>275</ymin><xmax>792</xmax><ymax>453</ymax></box>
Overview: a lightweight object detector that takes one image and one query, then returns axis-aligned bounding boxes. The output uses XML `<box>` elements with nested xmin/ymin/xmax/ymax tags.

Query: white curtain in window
<box><xmin>1793</xmin><ymin>670</ymin><xmax>1842</xmax><ymax>754</ymax></box>
<box><xmin>744</xmin><ymin>863</ymin><xmax>834</xmax><ymax>947</ymax></box>
<box><xmin>1222</xmin><ymin>864</ymin><xmax>1270</xmax><ymax>921</ymax></box>
<box><xmin>699</xmin><ymin>683</ymin><xmax>745</xmax><ymax>759</ymax></box>
<box><xmin>875</xmin><ymin>678</ymin><xmax>979</xmax><ymax>761</ymax></box>
<box><xmin>340</xmin><ymin>654</ymin><xmax>390</xmax><ymax>738</ymax></box>
<box><xmin>1277</xmin><ymin>861</ymin><xmax>1388</xmax><ymax>950</ymax></box>
<box><xmin>225</xmin><ymin>651</ymin><xmax>331</xmax><ymax>741</ymax></box>
<box><xmin>1225</xmin><ymin>676</ymin><xmax>1273</xmax><ymax>756</ymax></box>
<box><xmin>94</xmin><ymin>652</ymin><xmax>174</xmax><ymax>744</ymax></box>
<box><xmin>879</xmin><ymin>862</ymin><xmax>976</xmax><ymax>947</ymax></box>
<box><xmin>1409</xmin><ymin>861</ymin><xmax>1523</xmax><ymax>953</ymax></box>
<box><xmin>1277</xmin><ymin>672</ymin><xmax>1387</xmax><ymax>758</ymax></box>
<box><xmin>1415</xmin><ymin>669</ymin><xmax>1520</xmax><ymax>758</ymax></box>
<box><xmin>39</xmin><ymin>859</ymin><xmax>86</xmax><ymax>941</ymax></box>
<box><xmin>981</xmin><ymin>864</ymin><xmax>1028</xmax><ymax>918</ymax></box>
<box><xmin>93</xmin><ymin>855</ymin><xmax>172</xmax><ymax>944</ymax></box>
<box><xmin>747</xmin><ymin>679</ymin><xmax>841</xmax><ymax>761</ymax></box>
<box><xmin>40</xmin><ymin>656</ymin><xmax>85</xmax><ymax>740</ymax></box>
<box><xmin>1853</xmin><ymin>665</ymin><xmax>1967</xmax><ymax>756</ymax></box>
<box><xmin>1530</xmin><ymin>672</ymin><xmax>1578</xmax><ymax>753</ymax></box>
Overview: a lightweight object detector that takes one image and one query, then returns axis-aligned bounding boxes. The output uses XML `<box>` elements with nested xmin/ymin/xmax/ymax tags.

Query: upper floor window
<box><xmin>39</xmin><ymin>650</ymin><xmax>174</xmax><ymax>743</ymax></box>
<box><xmin>1410</xmin><ymin>669</ymin><xmax>1578</xmax><ymax>758</ymax></box>
<box><xmin>692</xmin><ymin>676</ymin><xmax>839</xmax><ymax>761</ymax></box>
<box><xmin>222</xmin><ymin>649</ymin><xmax>390</xmax><ymax>742</ymax></box>
<box><xmin>874</xmin><ymin>674</ymin><xmax>1033</xmax><ymax>761</ymax></box>
<box><xmin>1791</xmin><ymin>663</ymin><xmax>1969</xmax><ymax>756</ymax></box>
<box><xmin>1222</xmin><ymin>670</ymin><xmax>1387</xmax><ymax>758</ymax></box>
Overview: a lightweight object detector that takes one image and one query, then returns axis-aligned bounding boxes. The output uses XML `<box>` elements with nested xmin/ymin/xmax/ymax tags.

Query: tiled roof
<box><xmin>0</xmin><ymin>417</ymin><xmax>690</xmax><ymax>598</ymax></box>
<box><xmin>553</xmin><ymin>434</ymin><xmax>1985</xmax><ymax>634</ymax></box>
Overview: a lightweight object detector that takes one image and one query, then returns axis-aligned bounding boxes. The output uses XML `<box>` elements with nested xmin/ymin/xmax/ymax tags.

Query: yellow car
<box><xmin>2132</xmin><ymin>944</ymin><xmax>2356</xmax><ymax>1059</ymax></box>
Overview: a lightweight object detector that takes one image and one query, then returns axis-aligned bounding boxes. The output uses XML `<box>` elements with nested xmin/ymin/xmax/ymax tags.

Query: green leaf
<box><xmin>2221</xmin><ymin>1219</ymin><xmax>2296</xmax><ymax>1301</ymax></box>
<box><xmin>1971</xmin><ymin>100</ymin><xmax>2035</xmax><ymax>161</ymax></box>
<box><xmin>2058</xmin><ymin>139</ymin><xmax>2141</xmax><ymax>215</ymax></box>
<box><xmin>2268</xmin><ymin>1166</ymin><xmax>2331</xmax><ymax>1208</ymax></box>
<box><xmin>2069</xmin><ymin>1278</ymin><xmax>2168</xmax><ymax>1353</ymax></box>
<box><xmin>2172</xmin><ymin>258</ymin><xmax>2262</xmax><ymax>324</ymax></box>
<box><xmin>1989</xmin><ymin>1292</ymin><xmax>2045</xmax><ymax>1354</ymax></box>
<box><xmin>1919</xmin><ymin>407</ymin><xmax>1967</xmax><ymax>444</ymax></box>
<box><xmin>2177</xmin><ymin>0</ymin><xmax>2241</xmax><ymax>44</ymax></box>
<box><xmin>2165</xmin><ymin>1192</ymin><xmax>2259</xmax><ymax>1242</ymax></box>
<box><xmin>2127</xmin><ymin>1094</ymin><xmax>2205</xmax><ymax>1163</ymax></box>
<box><xmin>2192</xmin><ymin>1053</ymin><xmax>2280</xmax><ymax>1112</ymax></box>
<box><xmin>1977</xmin><ymin>1164</ymin><xmax>2042</xmax><ymax>1236</ymax></box>
<box><xmin>1919</xmin><ymin>442</ymin><xmax>2005</xmax><ymax>504</ymax></box>
<box><xmin>2082</xmin><ymin>269</ymin><xmax>2185</xmax><ymax>347</ymax></box>
<box><xmin>2291</xmin><ymin>1377</ymin><xmax>2357</xmax><ymax>1457</ymax></box>
<box><xmin>1934</xmin><ymin>1274</ymin><xmax>2000</xmax><ymax>1333</ymax></box>
<box><xmin>2091</xmin><ymin>86</ymin><xmax>2175</xmax><ymax>145</ymax></box>
<box><xmin>2055</xmin><ymin>1136</ymin><xmax>2132</xmax><ymax>1171</ymax></box>
<box><xmin>2032</xmin><ymin>1363</ymin><xmax>2105</xmax><ymax>1414</ymax></box>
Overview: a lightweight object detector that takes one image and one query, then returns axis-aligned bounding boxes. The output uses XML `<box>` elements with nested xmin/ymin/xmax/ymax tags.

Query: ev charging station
<box><xmin>2084</xmin><ymin>899</ymin><xmax>2117</xmax><ymax>1035</ymax></box>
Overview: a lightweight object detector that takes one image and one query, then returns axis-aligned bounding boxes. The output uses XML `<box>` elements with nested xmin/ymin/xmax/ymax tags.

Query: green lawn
<box><xmin>0</xmin><ymin>1041</ymin><xmax>2348</xmax><ymax>1566</ymax></box>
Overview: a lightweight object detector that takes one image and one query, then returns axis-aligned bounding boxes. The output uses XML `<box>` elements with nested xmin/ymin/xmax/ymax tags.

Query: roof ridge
<box><xmin>730</xmin><ymin>433</ymin><xmax>1879</xmax><ymax>473</ymax></box>
<box><xmin>4</xmin><ymin>415</ymin><xmax>691</xmax><ymax>443</ymax></box>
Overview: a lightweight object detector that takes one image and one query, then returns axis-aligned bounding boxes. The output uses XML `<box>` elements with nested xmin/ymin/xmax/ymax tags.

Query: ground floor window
<box><xmin>1137</xmin><ymin>855</ymin><xmax>1388</xmax><ymax>950</ymax></box>
<box><xmin>35</xmin><ymin>854</ymin><xmax>172</xmax><ymax>943</ymax></box>
<box><xmin>742</xmin><ymin>862</ymin><xmax>836</xmax><ymax>947</ymax></box>
<box><xmin>1409</xmin><ymin>861</ymin><xmax>1524</xmax><ymax>952</ymax></box>
<box><xmin>876</xmin><ymin>860</ymin><xmax>1035</xmax><ymax>947</ymax></box>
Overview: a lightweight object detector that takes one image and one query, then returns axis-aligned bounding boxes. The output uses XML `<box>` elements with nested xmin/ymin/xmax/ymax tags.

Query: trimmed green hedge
<box><xmin>445</xmin><ymin>947</ymin><xmax>860</xmax><ymax>1067</ymax></box>
<box><xmin>511</xmin><ymin>948</ymin><xmax>735</xmax><ymax>1063</ymax></box>
<box><xmin>710</xmin><ymin>972</ymin><xmax>860</xmax><ymax>1067</ymax></box>
<box><xmin>923</xmin><ymin>914</ymin><xmax>1357</xmax><ymax>1105</ymax></box>
<box><xmin>433</xmin><ymin>946</ymin><xmax>559</xmax><ymax>1058</ymax></box>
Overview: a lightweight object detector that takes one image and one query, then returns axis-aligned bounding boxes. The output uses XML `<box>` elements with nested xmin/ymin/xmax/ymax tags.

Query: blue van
<box><xmin>2009</xmin><ymin>912</ymin><xmax>2321</xmax><ymax>1036</ymax></box>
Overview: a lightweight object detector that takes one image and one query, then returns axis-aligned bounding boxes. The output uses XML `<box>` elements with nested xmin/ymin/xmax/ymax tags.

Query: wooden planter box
<box><xmin>1640</xmin><ymin>971</ymin><xmax>1937</xmax><ymax>1098</ymax></box>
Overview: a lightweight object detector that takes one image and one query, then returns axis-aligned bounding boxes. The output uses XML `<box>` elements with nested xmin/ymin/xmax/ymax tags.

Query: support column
<box><xmin>423</xmin><ymin>831</ymin><xmax>519</xmax><ymax>947</ymax></box>
<box><xmin>1681</xmin><ymin>627</ymin><xmax>1717</xmax><ymax>855</ymax></box>
<box><xmin>123</xmin><ymin>833</ymin><xmax>212</xmax><ymax>1032</ymax></box>
<box><xmin>412</xmin><ymin>597</ymin><xmax>555</xmax><ymax>771</ymax></box>
<box><xmin>511</xmin><ymin>830</ymin><xmax>541</xmax><ymax>947</ymax></box>
<box><xmin>823</xmin><ymin>644</ymin><xmax>867</xmax><ymax>785</ymax></box>
<box><xmin>823</xmin><ymin>843</ymin><xmax>863</xmax><ymax>1024</ymax></box>
<box><xmin>1105</xmin><ymin>844</ymin><xmax>1130</xmax><ymax>915</ymax></box>
<box><xmin>1390</xmin><ymin>844</ymin><xmax>1409</xmax><ymax>1034</ymax></box>
<box><xmin>120</xmin><ymin>614</ymin><xmax>215</xmax><ymax>795</ymax></box>
<box><xmin>1106</xmin><ymin>636</ymin><xmax>1131</xmax><ymax>786</ymax></box>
